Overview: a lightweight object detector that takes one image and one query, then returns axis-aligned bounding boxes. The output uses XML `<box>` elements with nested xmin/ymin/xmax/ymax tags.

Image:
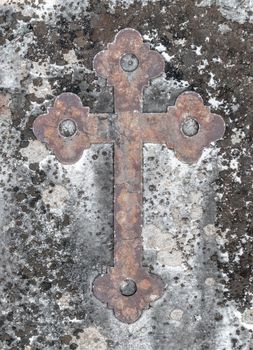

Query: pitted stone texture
<box><xmin>142</xmin><ymin>146</ymin><xmax>225</xmax><ymax>348</ymax></box>
<box><xmin>0</xmin><ymin>0</ymin><xmax>252</xmax><ymax>349</ymax></box>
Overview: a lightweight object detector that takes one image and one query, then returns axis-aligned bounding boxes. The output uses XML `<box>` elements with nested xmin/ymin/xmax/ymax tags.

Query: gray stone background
<box><xmin>0</xmin><ymin>0</ymin><xmax>253</xmax><ymax>349</ymax></box>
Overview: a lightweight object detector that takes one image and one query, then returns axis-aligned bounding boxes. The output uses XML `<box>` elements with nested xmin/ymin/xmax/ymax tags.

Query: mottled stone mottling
<box><xmin>0</xmin><ymin>0</ymin><xmax>252</xmax><ymax>349</ymax></box>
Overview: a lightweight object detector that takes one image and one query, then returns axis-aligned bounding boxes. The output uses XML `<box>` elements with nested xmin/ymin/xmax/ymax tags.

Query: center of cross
<box><xmin>120</xmin><ymin>53</ymin><xmax>139</xmax><ymax>72</ymax></box>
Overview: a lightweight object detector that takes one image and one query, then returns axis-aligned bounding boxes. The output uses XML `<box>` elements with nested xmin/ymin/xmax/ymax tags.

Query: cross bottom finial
<box><xmin>33</xmin><ymin>28</ymin><xmax>225</xmax><ymax>323</ymax></box>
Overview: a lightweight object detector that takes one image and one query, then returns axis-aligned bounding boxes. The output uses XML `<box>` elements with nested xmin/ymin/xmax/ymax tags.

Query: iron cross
<box><xmin>33</xmin><ymin>28</ymin><xmax>225</xmax><ymax>323</ymax></box>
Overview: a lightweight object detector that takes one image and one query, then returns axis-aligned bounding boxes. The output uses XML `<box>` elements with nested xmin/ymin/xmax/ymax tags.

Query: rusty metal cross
<box><xmin>33</xmin><ymin>28</ymin><xmax>225</xmax><ymax>323</ymax></box>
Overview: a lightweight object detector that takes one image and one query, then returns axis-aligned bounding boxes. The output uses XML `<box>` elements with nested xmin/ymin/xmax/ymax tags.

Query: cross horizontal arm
<box><xmin>33</xmin><ymin>93</ymin><xmax>114</xmax><ymax>164</ymax></box>
<box><xmin>138</xmin><ymin>92</ymin><xmax>225</xmax><ymax>163</ymax></box>
<box><xmin>85</xmin><ymin>113</ymin><xmax>114</xmax><ymax>144</ymax></box>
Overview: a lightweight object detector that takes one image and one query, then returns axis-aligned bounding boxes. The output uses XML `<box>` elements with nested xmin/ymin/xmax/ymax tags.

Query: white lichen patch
<box><xmin>142</xmin><ymin>224</ymin><xmax>183</xmax><ymax>266</ymax></box>
<box><xmin>197</xmin><ymin>0</ymin><xmax>253</xmax><ymax>24</ymax></box>
<box><xmin>75</xmin><ymin>327</ymin><xmax>107</xmax><ymax>350</ymax></box>
<box><xmin>191</xmin><ymin>44</ymin><xmax>202</xmax><ymax>56</ymax></box>
<box><xmin>242</xmin><ymin>308</ymin><xmax>253</xmax><ymax>325</ymax></box>
<box><xmin>162</xmin><ymin>52</ymin><xmax>175</xmax><ymax>63</ymax></box>
<box><xmin>143</xmin><ymin>224</ymin><xmax>173</xmax><ymax>250</ymax></box>
<box><xmin>20</xmin><ymin>140</ymin><xmax>50</xmax><ymax>163</ymax></box>
<box><xmin>0</xmin><ymin>38</ymin><xmax>30</xmax><ymax>90</ymax></box>
<box><xmin>208</xmin><ymin>72</ymin><xmax>218</xmax><ymax>89</ymax></box>
<box><xmin>215</xmin><ymin>302</ymin><xmax>253</xmax><ymax>350</ymax></box>
<box><xmin>155</xmin><ymin>43</ymin><xmax>166</xmax><ymax>52</ymax></box>
<box><xmin>143</xmin><ymin>30</ymin><xmax>176</xmax><ymax>64</ymax></box>
<box><xmin>27</xmin><ymin>61</ymin><xmax>53</xmax><ymax>98</ymax></box>
<box><xmin>170</xmin><ymin>309</ymin><xmax>184</xmax><ymax>321</ymax></box>
<box><xmin>231</xmin><ymin>128</ymin><xmax>245</xmax><ymax>145</ymax></box>
<box><xmin>191</xmin><ymin>204</ymin><xmax>203</xmax><ymax>221</ymax></box>
<box><xmin>63</xmin><ymin>49</ymin><xmax>79</xmax><ymax>64</ymax></box>
<box><xmin>218</xmin><ymin>23</ymin><xmax>232</xmax><ymax>34</ymax></box>
<box><xmin>0</xmin><ymin>0</ymin><xmax>89</xmax><ymax>22</ymax></box>
<box><xmin>198</xmin><ymin>59</ymin><xmax>209</xmax><ymax>74</ymax></box>
<box><xmin>42</xmin><ymin>184</ymin><xmax>70</xmax><ymax>210</ymax></box>
<box><xmin>143</xmin><ymin>145</ymin><xmax>222</xmax><ymax>274</ymax></box>
<box><xmin>157</xmin><ymin>249</ymin><xmax>183</xmax><ymax>267</ymax></box>
<box><xmin>204</xmin><ymin>224</ymin><xmax>217</xmax><ymax>236</ymax></box>
<box><xmin>208</xmin><ymin>96</ymin><xmax>224</xmax><ymax>109</ymax></box>
<box><xmin>205</xmin><ymin>277</ymin><xmax>216</xmax><ymax>286</ymax></box>
<box><xmin>57</xmin><ymin>293</ymin><xmax>71</xmax><ymax>310</ymax></box>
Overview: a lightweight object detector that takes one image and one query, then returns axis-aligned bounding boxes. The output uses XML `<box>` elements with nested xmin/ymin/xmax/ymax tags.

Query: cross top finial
<box><xmin>93</xmin><ymin>28</ymin><xmax>165</xmax><ymax>112</ymax></box>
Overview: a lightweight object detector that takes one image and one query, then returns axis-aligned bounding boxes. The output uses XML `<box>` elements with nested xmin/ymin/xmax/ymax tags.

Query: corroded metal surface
<box><xmin>93</xmin><ymin>28</ymin><xmax>164</xmax><ymax>113</ymax></box>
<box><xmin>33</xmin><ymin>28</ymin><xmax>225</xmax><ymax>323</ymax></box>
<box><xmin>33</xmin><ymin>93</ymin><xmax>112</xmax><ymax>164</ymax></box>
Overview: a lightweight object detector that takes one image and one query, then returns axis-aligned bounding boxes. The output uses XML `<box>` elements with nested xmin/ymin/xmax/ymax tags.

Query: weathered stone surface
<box><xmin>0</xmin><ymin>0</ymin><xmax>252</xmax><ymax>349</ymax></box>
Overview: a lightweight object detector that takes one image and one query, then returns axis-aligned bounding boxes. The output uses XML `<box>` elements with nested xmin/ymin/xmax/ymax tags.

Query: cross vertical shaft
<box><xmin>114</xmin><ymin>140</ymin><xmax>143</xmax><ymax>270</ymax></box>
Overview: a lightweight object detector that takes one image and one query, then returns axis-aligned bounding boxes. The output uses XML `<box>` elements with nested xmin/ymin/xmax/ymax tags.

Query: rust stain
<box><xmin>33</xmin><ymin>28</ymin><xmax>225</xmax><ymax>323</ymax></box>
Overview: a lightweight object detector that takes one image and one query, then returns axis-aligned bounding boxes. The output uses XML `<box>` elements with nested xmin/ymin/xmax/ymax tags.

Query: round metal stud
<box><xmin>59</xmin><ymin>119</ymin><xmax>77</xmax><ymax>137</ymax></box>
<box><xmin>181</xmin><ymin>117</ymin><xmax>199</xmax><ymax>137</ymax></box>
<box><xmin>120</xmin><ymin>53</ymin><xmax>139</xmax><ymax>72</ymax></box>
<box><xmin>120</xmin><ymin>279</ymin><xmax>137</xmax><ymax>296</ymax></box>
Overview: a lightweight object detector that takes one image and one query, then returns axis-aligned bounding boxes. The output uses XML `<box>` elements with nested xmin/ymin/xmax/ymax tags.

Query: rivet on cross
<box><xmin>33</xmin><ymin>28</ymin><xmax>225</xmax><ymax>323</ymax></box>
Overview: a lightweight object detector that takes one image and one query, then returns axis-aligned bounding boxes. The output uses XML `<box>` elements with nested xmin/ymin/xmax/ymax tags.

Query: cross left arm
<box><xmin>33</xmin><ymin>93</ymin><xmax>114</xmax><ymax>164</ymax></box>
